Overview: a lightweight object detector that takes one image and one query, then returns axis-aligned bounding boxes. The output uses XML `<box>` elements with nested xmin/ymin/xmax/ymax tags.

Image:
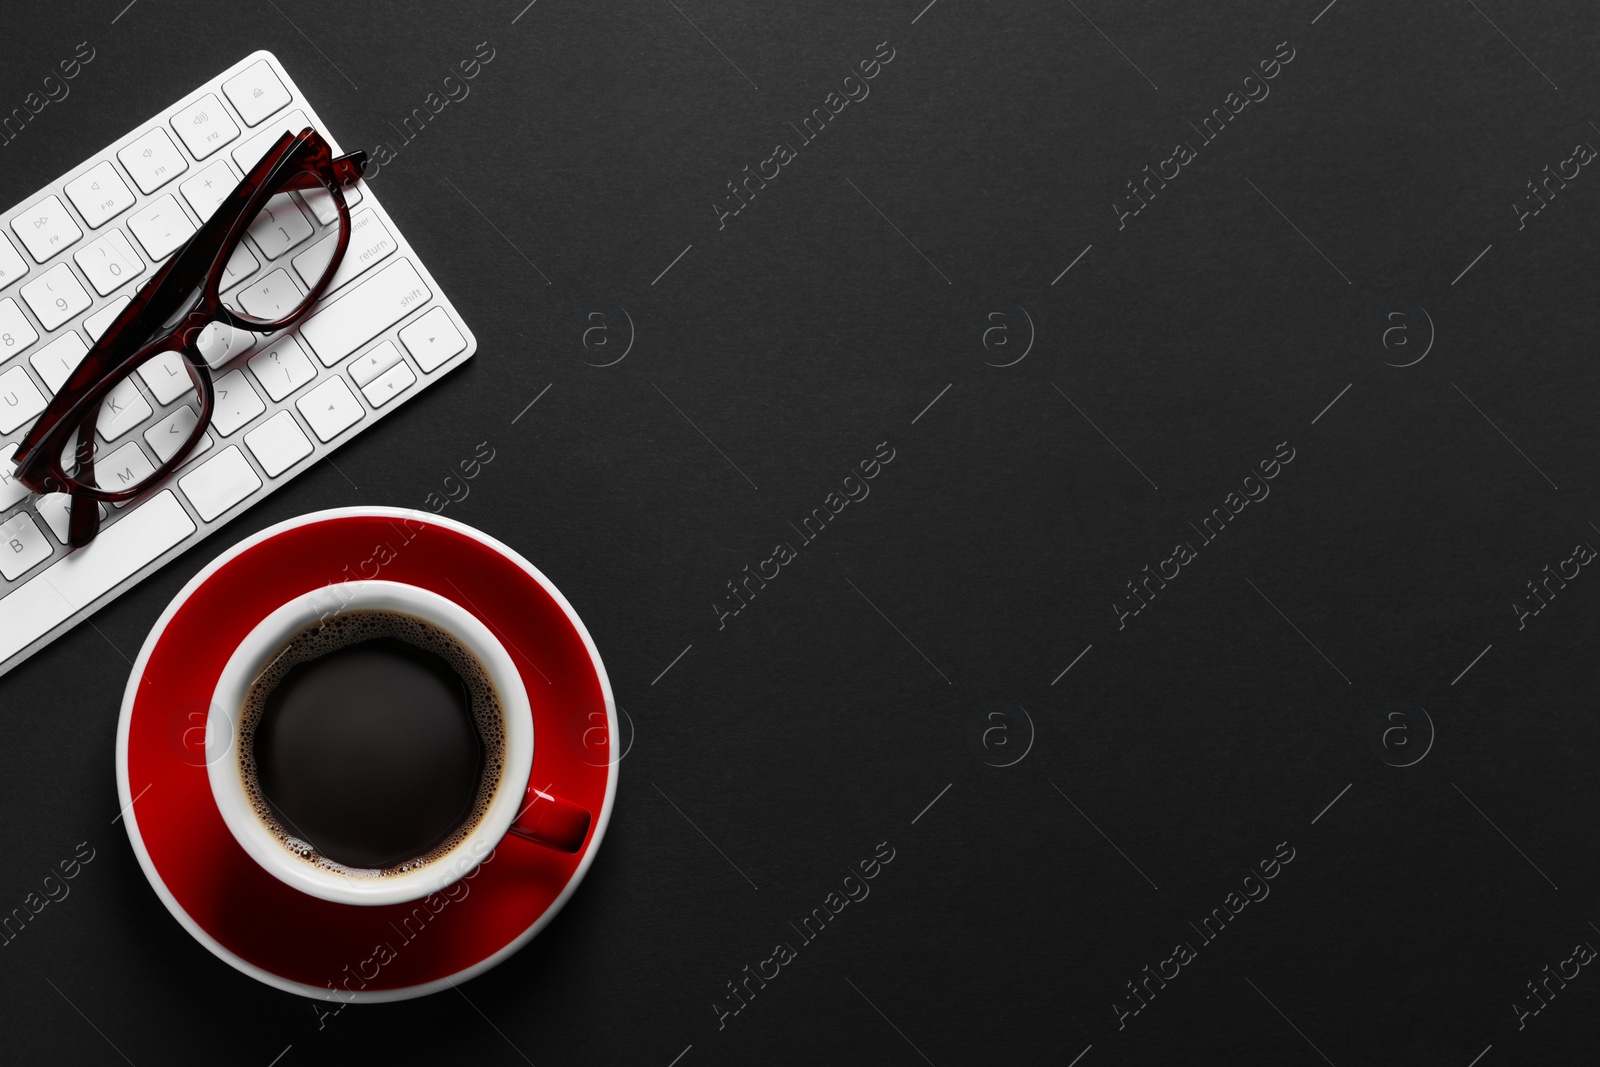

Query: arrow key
<box><xmin>398</xmin><ymin>306</ymin><xmax>465</xmax><ymax>372</ymax></box>
<box><xmin>360</xmin><ymin>359</ymin><xmax>416</xmax><ymax>409</ymax></box>
<box><xmin>297</xmin><ymin>375</ymin><xmax>364</xmax><ymax>441</ymax></box>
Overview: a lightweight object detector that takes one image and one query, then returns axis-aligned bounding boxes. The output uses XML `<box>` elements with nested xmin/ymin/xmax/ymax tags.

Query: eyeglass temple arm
<box><xmin>67</xmin><ymin>426</ymin><xmax>100</xmax><ymax>547</ymax></box>
<box><xmin>333</xmin><ymin>151</ymin><xmax>367</xmax><ymax>185</ymax></box>
<box><xmin>276</xmin><ymin>151</ymin><xmax>367</xmax><ymax>193</ymax></box>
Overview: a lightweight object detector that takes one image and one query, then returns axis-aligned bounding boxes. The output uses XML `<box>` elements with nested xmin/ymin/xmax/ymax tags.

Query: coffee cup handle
<box><xmin>508</xmin><ymin>786</ymin><xmax>593</xmax><ymax>853</ymax></box>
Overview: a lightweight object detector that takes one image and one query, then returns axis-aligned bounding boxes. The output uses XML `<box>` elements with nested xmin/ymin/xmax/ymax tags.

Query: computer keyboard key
<box><xmin>236</xmin><ymin>268</ymin><xmax>304</xmax><ymax>323</ymax></box>
<box><xmin>195</xmin><ymin>321</ymin><xmax>255</xmax><ymax>369</ymax></box>
<box><xmin>399</xmin><ymin>307</ymin><xmax>466</xmax><ymax>372</ymax></box>
<box><xmin>118</xmin><ymin>128</ymin><xmax>189</xmax><ymax>195</ymax></box>
<box><xmin>95</xmin><ymin>377</ymin><xmax>154</xmax><ymax>442</ymax></box>
<box><xmin>299</xmin><ymin>183</ymin><xmax>362</xmax><ymax>227</ymax></box>
<box><xmin>0</xmin><ymin>491</ymin><xmax>196</xmax><ymax>660</ymax></box>
<box><xmin>0</xmin><ymin>365</ymin><xmax>48</xmax><ymax>434</ymax></box>
<box><xmin>248</xmin><ymin>337</ymin><xmax>315</xmax><ymax>401</ymax></box>
<box><xmin>64</xmin><ymin>161</ymin><xmax>136</xmax><ymax>229</ymax></box>
<box><xmin>180</xmin><ymin>158</ymin><xmax>242</xmax><ymax>222</ymax></box>
<box><xmin>0</xmin><ymin>446</ymin><xmax>28</xmax><ymax>511</ymax></box>
<box><xmin>74</xmin><ymin>229</ymin><xmax>145</xmax><ymax>297</ymax></box>
<box><xmin>361</xmin><ymin>360</ymin><xmax>416</xmax><ymax>409</ymax></box>
<box><xmin>129</xmin><ymin>195</ymin><xmax>198</xmax><ymax>261</ymax></box>
<box><xmin>294</xmin><ymin>209</ymin><xmax>393</xmax><ymax>292</ymax></box>
<box><xmin>244</xmin><ymin>410</ymin><xmax>312</xmax><ymax>477</ymax></box>
<box><xmin>349</xmin><ymin>341</ymin><xmax>402</xmax><ymax>387</ymax></box>
<box><xmin>12</xmin><ymin>195</ymin><xmax>83</xmax><ymax>262</ymax></box>
<box><xmin>246</xmin><ymin>193</ymin><xmax>313</xmax><ymax>260</ymax></box>
<box><xmin>21</xmin><ymin>264</ymin><xmax>93</xmax><ymax>332</ymax></box>
<box><xmin>223</xmin><ymin>60</ymin><xmax>292</xmax><ymax>127</ymax></box>
<box><xmin>136</xmin><ymin>349</ymin><xmax>196</xmax><ymax>405</ymax></box>
<box><xmin>0</xmin><ymin>233</ymin><xmax>29</xmax><ymax>288</ymax></box>
<box><xmin>179</xmin><ymin>446</ymin><xmax>261</xmax><ymax>522</ymax></box>
<box><xmin>85</xmin><ymin>297</ymin><xmax>131</xmax><ymax>342</ymax></box>
<box><xmin>171</xmin><ymin>94</ymin><xmax>239</xmax><ymax>159</ymax></box>
<box><xmin>210</xmin><ymin>369</ymin><xmax>265</xmax><ymax>436</ymax></box>
<box><xmin>0</xmin><ymin>299</ymin><xmax>40</xmax><ymax>358</ymax></box>
<box><xmin>37</xmin><ymin>492</ymin><xmax>107</xmax><ymax>545</ymax></box>
<box><xmin>297</xmin><ymin>376</ymin><xmax>363</xmax><ymax>441</ymax></box>
<box><xmin>0</xmin><ymin>513</ymin><xmax>52</xmax><ymax>581</ymax></box>
<box><xmin>301</xmin><ymin>258</ymin><xmax>431</xmax><ymax>366</ymax></box>
<box><xmin>220</xmin><ymin>241</ymin><xmax>259</xmax><ymax>293</ymax></box>
<box><xmin>145</xmin><ymin>405</ymin><xmax>213</xmax><ymax>465</ymax></box>
<box><xmin>97</xmin><ymin>441</ymin><xmax>157</xmax><ymax>504</ymax></box>
<box><xmin>233</xmin><ymin>110</ymin><xmax>308</xmax><ymax>172</ymax></box>
<box><xmin>31</xmin><ymin>332</ymin><xmax>89</xmax><ymax>394</ymax></box>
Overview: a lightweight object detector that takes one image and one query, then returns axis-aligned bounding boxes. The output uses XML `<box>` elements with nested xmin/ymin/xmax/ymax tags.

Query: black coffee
<box><xmin>239</xmin><ymin>609</ymin><xmax>505</xmax><ymax>875</ymax></box>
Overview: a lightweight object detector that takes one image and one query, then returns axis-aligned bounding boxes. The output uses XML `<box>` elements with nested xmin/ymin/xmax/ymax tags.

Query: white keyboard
<box><xmin>0</xmin><ymin>51</ymin><xmax>476</xmax><ymax>678</ymax></box>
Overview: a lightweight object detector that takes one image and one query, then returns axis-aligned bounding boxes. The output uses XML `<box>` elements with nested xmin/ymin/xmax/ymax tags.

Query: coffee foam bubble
<box><xmin>237</xmin><ymin>609</ymin><xmax>505</xmax><ymax>879</ymax></box>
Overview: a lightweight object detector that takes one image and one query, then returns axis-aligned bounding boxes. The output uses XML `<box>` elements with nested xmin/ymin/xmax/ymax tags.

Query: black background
<box><xmin>3</xmin><ymin>1</ymin><xmax>1600</xmax><ymax>1064</ymax></box>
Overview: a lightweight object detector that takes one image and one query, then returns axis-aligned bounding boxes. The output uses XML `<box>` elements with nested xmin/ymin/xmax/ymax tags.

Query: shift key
<box><xmin>299</xmin><ymin>258</ymin><xmax>431</xmax><ymax>367</ymax></box>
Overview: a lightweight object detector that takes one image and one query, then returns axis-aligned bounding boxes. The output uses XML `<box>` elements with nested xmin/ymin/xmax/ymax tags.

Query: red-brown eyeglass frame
<box><xmin>11</xmin><ymin>128</ymin><xmax>366</xmax><ymax>546</ymax></box>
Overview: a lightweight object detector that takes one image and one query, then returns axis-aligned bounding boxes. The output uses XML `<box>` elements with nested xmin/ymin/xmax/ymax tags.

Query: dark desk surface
<box><xmin>4</xmin><ymin>2</ymin><xmax>1599</xmax><ymax>1063</ymax></box>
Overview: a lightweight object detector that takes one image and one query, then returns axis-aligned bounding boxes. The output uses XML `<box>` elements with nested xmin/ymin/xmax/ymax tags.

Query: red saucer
<box><xmin>115</xmin><ymin>508</ymin><xmax>618</xmax><ymax>1001</ymax></box>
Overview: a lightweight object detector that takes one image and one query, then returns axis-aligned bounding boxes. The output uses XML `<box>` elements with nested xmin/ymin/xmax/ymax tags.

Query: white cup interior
<box><xmin>207</xmin><ymin>580</ymin><xmax>533</xmax><ymax>906</ymax></box>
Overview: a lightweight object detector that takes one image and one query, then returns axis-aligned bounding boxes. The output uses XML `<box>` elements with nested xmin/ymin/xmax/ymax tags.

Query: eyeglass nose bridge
<box><xmin>174</xmin><ymin>307</ymin><xmax>234</xmax><ymax>366</ymax></box>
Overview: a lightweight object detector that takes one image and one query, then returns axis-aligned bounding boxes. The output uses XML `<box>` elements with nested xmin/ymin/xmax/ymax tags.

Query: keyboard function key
<box><xmin>0</xmin><ymin>512</ymin><xmax>52</xmax><ymax>580</ymax></box>
<box><xmin>0</xmin><ymin>365</ymin><xmax>48</xmax><ymax>434</ymax></box>
<box><xmin>21</xmin><ymin>263</ymin><xmax>92</xmax><ymax>332</ymax></box>
<box><xmin>74</xmin><ymin>229</ymin><xmax>145</xmax><ymax>296</ymax></box>
<box><xmin>178</xmin><ymin>445</ymin><xmax>261</xmax><ymax>522</ymax></box>
<box><xmin>398</xmin><ymin>306</ymin><xmax>466</xmax><ymax>372</ymax></box>
<box><xmin>223</xmin><ymin>60</ymin><xmax>293</xmax><ymax>127</ymax></box>
<box><xmin>31</xmin><ymin>332</ymin><xmax>88</xmax><ymax>395</ymax></box>
<box><xmin>244</xmin><ymin>410</ymin><xmax>312</xmax><ymax>477</ymax></box>
<box><xmin>361</xmin><ymin>359</ymin><xmax>416</xmax><ymax>409</ymax></box>
<box><xmin>12</xmin><ymin>195</ymin><xmax>83</xmax><ymax>262</ymax></box>
<box><xmin>63</xmin><ymin>161</ymin><xmax>136</xmax><ymax>229</ymax></box>
<box><xmin>0</xmin><ymin>298</ymin><xmax>40</xmax><ymax>359</ymax></box>
<box><xmin>296</xmin><ymin>376</ymin><xmax>363</xmax><ymax>441</ymax></box>
<box><xmin>246</xmin><ymin>192</ymin><xmax>313</xmax><ymax>260</ymax></box>
<box><xmin>180</xmin><ymin>158</ymin><xmax>242</xmax><ymax>222</ymax></box>
<box><xmin>171</xmin><ymin>93</ymin><xmax>240</xmax><ymax>159</ymax></box>
<box><xmin>128</xmin><ymin>195</ymin><xmax>197</xmax><ymax>261</ymax></box>
<box><xmin>209</xmin><ymin>369</ymin><xmax>265</xmax><ymax>436</ymax></box>
<box><xmin>247</xmin><ymin>336</ymin><xmax>315</xmax><ymax>401</ymax></box>
<box><xmin>349</xmin><ymin>341</ymin><xmax>402</xmax><ymax>387</ymax></box>
<box><xmin>118</xmin><ymin>127</ymin><xmax>189</xmax><ymax>195</ymax></box>
<box><xmin>36</xmin><ymin>493</ymin><xmax>106</xmax><ymax>545</ymax></box>
<box><xmin>145</xmin><ymin>404</ymin><xmax>213</xmax><ymax>466</ymax></box>
<box><xmin>0</xmin><ymin>233</ymin><xmax>29</xmax><ymax>288</ymax></box>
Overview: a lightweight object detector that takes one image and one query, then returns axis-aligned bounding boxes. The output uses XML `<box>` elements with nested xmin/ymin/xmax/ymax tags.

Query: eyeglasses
<box><xmin>10</xmin><ymin>128</ymin><xmax>366</xmax><ymax>546</ymax></box>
